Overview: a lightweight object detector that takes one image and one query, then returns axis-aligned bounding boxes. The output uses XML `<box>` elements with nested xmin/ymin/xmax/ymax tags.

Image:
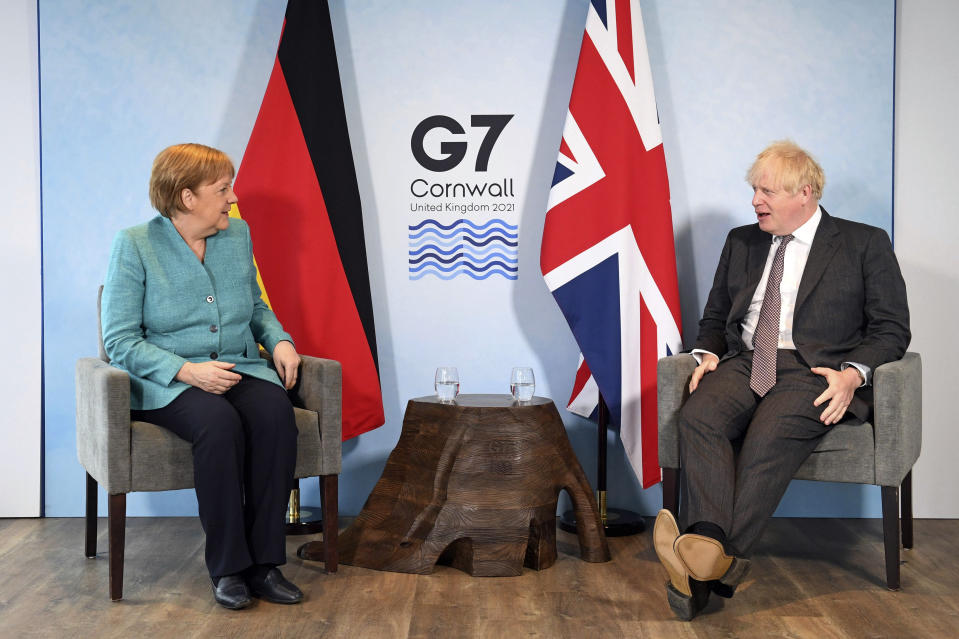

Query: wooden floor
<box><xmin>1</xmin><ymin>517</ymin><xmax>957</xmax><ymax>638</ymax></box>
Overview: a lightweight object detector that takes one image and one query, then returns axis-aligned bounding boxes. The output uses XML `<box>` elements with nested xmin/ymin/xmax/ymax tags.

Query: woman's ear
<box><xmin>180</xmin><ymin>187</ymin><xmax>195</xmax><ymax>212</ymax></box>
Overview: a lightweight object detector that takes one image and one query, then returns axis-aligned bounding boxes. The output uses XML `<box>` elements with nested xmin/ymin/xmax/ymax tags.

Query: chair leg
<box><xmin>901</xmin><ymin>471</ymin><xmax>914</xmax><ymax>549</ymax></box>
<box><xmin>319</xmin><ymin>475</ymin><xmax>338</xmax><ymax>573</ymax></box>
<box><xmin>662</xmin><ymin>467</ymin><xmax>680</xmax><ymax>517</ymax></box>
<box><xmin>85</xmin><ymin>473</ymin><xmax>98</xmax><ymax>558</ymax></box>
<box><xmin>881</xmin><ymin>485</ymin><xmax>900</xmax><ymax>591</ymax></box>
<box><xmin>108</xmin><ymin>493</ymin><xmax>126</xmax><ymax>601</ymax></box>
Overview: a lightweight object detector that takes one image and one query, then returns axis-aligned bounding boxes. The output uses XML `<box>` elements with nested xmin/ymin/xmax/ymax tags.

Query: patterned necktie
<box><xmin>750</xmin><ymin>234</ymin><xmax>794</xmax><ymax>397</ymax></box>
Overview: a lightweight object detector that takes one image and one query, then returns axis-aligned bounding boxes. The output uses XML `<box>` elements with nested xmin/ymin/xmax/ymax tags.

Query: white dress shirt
<box><xmin>740</xmin><ymin>207</ymin><xmax>821</xmax><ymax>350</ymax></box>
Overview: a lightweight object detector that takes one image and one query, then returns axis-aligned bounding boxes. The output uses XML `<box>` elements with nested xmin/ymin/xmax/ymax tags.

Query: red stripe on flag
<box><xmin>639</xmin><ymin>295</ymin><xmax>660</xmax><ymax>488</ymax></box>
<box><xmin>559</xmin><ymin>137</ymin><xmax>575</xmax><ymax>163</ymax></box>
<box><xmin>616</xmin><ymin>0</ymin><xmax>635</xmax><ymax>83</ymax></box>
<box><xmin>235</xmin><ymin>59</ymin><xmax>384</xmax><ymax>439</ymax></box>
<box><xmin>568</xmin><ymin>357</ymin><xmax>593</xmax><ymax>407</ymax></box>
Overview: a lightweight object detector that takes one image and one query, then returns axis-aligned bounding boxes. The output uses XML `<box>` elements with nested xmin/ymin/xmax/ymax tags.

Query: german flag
<box><xmin>233</xmin><ymin>0</ymin><xmax>383</xmax><ymax>439</ymax></box>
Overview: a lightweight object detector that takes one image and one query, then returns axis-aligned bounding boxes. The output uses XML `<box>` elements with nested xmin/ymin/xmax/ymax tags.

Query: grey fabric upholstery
<box><xmin>656</xmin><ymin>351</ymin><xmax>922</xmax><ymax>589</ymax></box>
<box><xmin>657</xmin><ymin>352</ymin><xmax>922</xmax><ymax>487</ymax></box>
<box><xmin>76</xmin><ymin>355</ymin><xmax>342</xmax><ymax>492</ymax></box>
<box><xmin>78</xmin><ymin>286</ymin><xmax>343</xmax><ymax>599</ymax></box>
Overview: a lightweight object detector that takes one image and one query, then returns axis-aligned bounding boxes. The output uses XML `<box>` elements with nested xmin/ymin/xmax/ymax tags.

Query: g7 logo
<box><xmin>411</xmin><ymin>114</ymin><xmax>513</xmax><ymax>172</ymax></box>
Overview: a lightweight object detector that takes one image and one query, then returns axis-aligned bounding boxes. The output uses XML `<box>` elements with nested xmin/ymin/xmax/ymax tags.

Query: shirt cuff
<box><xmin>841</xmin><ymin>361</ymin><xmax>871</xmax><ymax>387</ymax></box>
<box><xmin>690</xmin><ymin>349</ymin><xmax>717</xmax><ymax>365</ymax></box>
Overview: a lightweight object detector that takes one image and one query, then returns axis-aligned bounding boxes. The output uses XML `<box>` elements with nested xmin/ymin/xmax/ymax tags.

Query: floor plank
<box><xmin>0</xmin><ymin>517</ymin><xmax>956</xmax><ymax>638</ymax></box>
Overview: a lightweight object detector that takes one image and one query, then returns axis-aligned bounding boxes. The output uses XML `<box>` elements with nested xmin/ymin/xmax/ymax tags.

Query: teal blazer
<box><xmin>101</xmin><ymin>215</ymin><xmax>292</xmax><ymax>410</ymax></box>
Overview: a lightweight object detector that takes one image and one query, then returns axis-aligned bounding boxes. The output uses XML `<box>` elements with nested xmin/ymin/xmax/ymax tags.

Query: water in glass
<box><xmin>435</xmin><ymin>367</ymin><xmax>459</xmax><ymax>402</ymax></box>
<box><xmin>510</xmin><ymin>367</ymin><xmax>535</xmax><ymax>402</ymax></box>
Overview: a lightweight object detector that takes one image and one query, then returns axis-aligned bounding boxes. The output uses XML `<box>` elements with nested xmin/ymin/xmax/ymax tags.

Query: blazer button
<box><xmin>209</xmin><ymin>325</ymin><xmax>218</xmax><ymax>333</ymax></box>
<box><xmin>206</xmin><ymin>295</ymin><xmax>214</xmax><ymax>303</ymax></box>
<box><xmin>210</xmin><ymin>352</ymin><xmax>218</xmax><ymax>360</ymax></box>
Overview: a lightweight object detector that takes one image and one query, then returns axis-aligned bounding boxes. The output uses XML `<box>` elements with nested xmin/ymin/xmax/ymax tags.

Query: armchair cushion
<box><xmin>79</xmin><ymin>355</ymin><xmax>343</xmax><ymax>495</ymax></box>
<box><xmin>130</xmin><ymin>421</ymin><xmax>194</xmax><ymax>492</ymax></box>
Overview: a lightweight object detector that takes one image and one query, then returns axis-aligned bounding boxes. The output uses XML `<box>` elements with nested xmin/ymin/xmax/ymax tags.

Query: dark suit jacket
<box><xmin>693</xmin><ymin>208</ymin><xmax>911</xmax><ymax>419</ymax></box>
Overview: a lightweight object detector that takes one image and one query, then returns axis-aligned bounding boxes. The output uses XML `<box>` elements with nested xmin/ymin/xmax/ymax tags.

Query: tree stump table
<box><xmin>299</xmin><ymin>394</ymin><xmax>610</xmax><ymax>576</ymax></box>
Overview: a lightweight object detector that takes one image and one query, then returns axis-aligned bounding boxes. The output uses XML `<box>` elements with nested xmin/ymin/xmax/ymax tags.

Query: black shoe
<box><xmin>248</xmin><ymin>567</ymin><xmax>304</xmax><ymax>604</ymax></box>
<box><xmin>709</xmin><ymin>557</ymin><xmax>752</xmax><ymax>598</ymax></box>
<box><xmin>709</xmin><ymin>580</ymin><xmax>736</xmax><ymax>599</ymax></box>
<box><xmin>211</xmin><ymin>574</ymin><xmax>253</xmax><ymax>610</ymax></box>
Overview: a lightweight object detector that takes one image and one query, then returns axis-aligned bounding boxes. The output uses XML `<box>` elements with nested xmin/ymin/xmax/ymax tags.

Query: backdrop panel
<box><xmin>41</xmin><ymin>0</ymin><xmax>894</xmax><ymax>518</ymax></box>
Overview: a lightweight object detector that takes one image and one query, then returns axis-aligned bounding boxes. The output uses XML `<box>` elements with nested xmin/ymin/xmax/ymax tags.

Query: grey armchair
<box><xmin>77</xmin><ymin>287</ymin><xmax>342</xmax><ymax>600</ymax></box>
<box><xmin>657</xmin><ymin>352</ymin><xmax>921</xmax><ymax>590</ymax></box>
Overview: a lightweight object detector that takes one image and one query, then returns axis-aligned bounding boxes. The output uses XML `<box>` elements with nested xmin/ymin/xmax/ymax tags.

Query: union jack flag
<box><xmin>541</xmin><ymin>0</ymin><xmax>683</xmax><ymax>489</ymax></box>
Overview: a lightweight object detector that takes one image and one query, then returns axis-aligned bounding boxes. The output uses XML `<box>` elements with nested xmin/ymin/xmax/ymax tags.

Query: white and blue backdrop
<box><xmin>15</xmin><ymin>0</ymin><xmax>900</xmax><ymax>518</ymax></box>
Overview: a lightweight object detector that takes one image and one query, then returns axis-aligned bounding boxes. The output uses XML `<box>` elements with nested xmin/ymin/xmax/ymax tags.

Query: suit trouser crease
<box><xmin>132</xmin><ymin>375</ymin><xmax>298</xmax><ymax>578</ymax></box>
<box><xmin>678</xmin><ymin>350</ymin><xmax>833</xmax><ymax>557</ymax></box>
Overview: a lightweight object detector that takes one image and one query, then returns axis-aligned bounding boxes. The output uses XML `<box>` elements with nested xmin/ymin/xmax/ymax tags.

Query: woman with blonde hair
<box><xmin>102</xmin><ymin>143</ymin><xmax>304</xmax><ymax>609</ymax></box>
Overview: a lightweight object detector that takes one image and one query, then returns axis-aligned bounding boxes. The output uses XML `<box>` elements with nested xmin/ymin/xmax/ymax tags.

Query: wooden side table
<box><xmin>300</xmin><ymin>394</ymin><xmax>610</xmax><ymax>576</ymax></box>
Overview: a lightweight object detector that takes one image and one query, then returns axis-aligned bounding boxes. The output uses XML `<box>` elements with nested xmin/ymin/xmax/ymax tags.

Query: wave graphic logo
<box><xmin>409</xmin><ymin>219</ymin><xmax>519</xmax><ymax>280</ymax></box>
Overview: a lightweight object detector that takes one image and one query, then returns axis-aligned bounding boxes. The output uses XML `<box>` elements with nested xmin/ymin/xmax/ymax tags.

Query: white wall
<box><xmin>0</xmin><ymin>0</ymin><xmax>42</xmax><ymax>516</ymax></box>
<box><xmin>894</xmin><ymin>0</ymin><xmax>959</xmax><ymax>518</ymax></box>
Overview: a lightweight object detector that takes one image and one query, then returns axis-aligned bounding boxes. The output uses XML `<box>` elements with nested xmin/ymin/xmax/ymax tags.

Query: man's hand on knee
<box><xmin>811</xmin><ymin>366</ymin><xmax>862</xmax><ymax>425</ymax></box>
<box><xmin>689</xmin><ymin>353</ymin><xmax>719</xmax><ymax>393</ymax></box>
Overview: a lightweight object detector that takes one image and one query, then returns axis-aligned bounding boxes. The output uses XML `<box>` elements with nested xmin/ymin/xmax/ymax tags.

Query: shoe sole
<box><xmin>211</xmin><ymin>586</ymin><xmax>253</xmax><ymax>610</ymax></box>
<box><xmin>653</xmin><ymin>510</ymin><xmax>692</xmax><ymax>598</ymax></box>
<box><xmin>675</xmin><ymin>534</ymin><xmax>732</xmax><ymax>581</ymax></box>
<box><xmin>216</xmin><ymin>597</ymin><xmax>253</xmax><ymax>610</ymax></box>
<box><xmin>251</xmin><ymin>591</ymin><xmax>304</xmax><ymax>605</ymax></box>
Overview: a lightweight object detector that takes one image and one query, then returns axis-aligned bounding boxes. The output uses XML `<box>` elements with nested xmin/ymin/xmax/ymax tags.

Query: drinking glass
<box><xmin>510</xmin><ymin>367</ymin><xmax>535</xmax><ymax>402</ymax></box>
<box><xmin>434</xmin><ymin>367</ymin><xmax>460</xmax><ymax>402</ymax></box>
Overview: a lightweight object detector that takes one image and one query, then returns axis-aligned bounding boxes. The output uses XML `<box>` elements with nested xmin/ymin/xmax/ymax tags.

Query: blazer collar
<box><xmin>158</xmin><ymin>214</ymin><xmax>225</xmax><ymax>267</ymax></box>
<box><xmin>795</xmin><ymin>207</ymin><xmax>840</xmax><ymax>312</ymax></box>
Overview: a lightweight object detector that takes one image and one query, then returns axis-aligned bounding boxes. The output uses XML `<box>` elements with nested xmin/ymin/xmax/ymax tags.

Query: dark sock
<box><xmin>709</xmin><ymin>580</ymin><xmax>736</xmax><ymax>598</ymax></box>
<box><xmin>213</xmin><ymin>572</ymin><xmax>244</xmax><ymax>587</ymax></box>
<box><xmin>244</xmin><ymin>564</ymin><xmax>275</xmax><ymax>580</ymax></box>
<box><xmin>685</xmin><ymin>520</ymin><xmax>727</xmax><ymax>544</ymax></box>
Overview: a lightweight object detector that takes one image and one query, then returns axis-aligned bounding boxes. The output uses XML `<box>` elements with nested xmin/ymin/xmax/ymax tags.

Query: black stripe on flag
<box><xmin>278</xmin><ymin>0</ymin><xmax>379</xmax><ymax>373</ymax></box>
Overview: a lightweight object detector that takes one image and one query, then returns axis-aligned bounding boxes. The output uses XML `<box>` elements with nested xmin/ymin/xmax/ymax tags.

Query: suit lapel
<box><xmin>729</xmin><ymin>226</ymin><xmax>771</xmax><ymax>322</ymax></box>
<box><xmin>795</xmin><ymin>209</ymin><xmax>840</xmax><ymax>312</ymax></box>
<box><xmin>746</xmin><ymin>227</ymin><xmax>770</xmax><ymax>289</ymax></box>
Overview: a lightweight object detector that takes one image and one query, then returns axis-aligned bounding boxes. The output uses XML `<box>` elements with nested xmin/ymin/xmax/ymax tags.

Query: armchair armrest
<box><xmin>872</xmin><ymin>352</ymin><xmax>922</xmax><ymax>487</ymax></box>
<box><xmin>657</xmin><ymin>354</ymin><xmax>697</xmax><ymax>468</ymax></box>
<box><xmin>75</xmin><ymin>357</ymin><xmax>132</xmax><ymax>494</ymax></box>
<box><xmin>295</xmin><ymin>356</ymin><xmax>342</xmax><ymax>466</ymax></box>
<box><xmin>259</xmin><ymin>351</ymin><xmax>342</xmax><ymax>448</ymax></box>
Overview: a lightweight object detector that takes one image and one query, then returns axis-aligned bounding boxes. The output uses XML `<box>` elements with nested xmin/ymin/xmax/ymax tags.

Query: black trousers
<box><xmin>678</xmin><ymin>350</ymin><xmax>835</xmax><ymax>557</ymax></box>
<box><xmin>132</xmin><ymin>375</ymin><xmax>298</xmax><ymax>578</ymax></box>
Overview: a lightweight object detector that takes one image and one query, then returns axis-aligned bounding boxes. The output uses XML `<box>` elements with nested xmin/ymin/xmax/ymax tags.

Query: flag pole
<box><xmin>285</xmin><ymin>484</ymin><xmax>325</xmax><ymax>535</ymax></box>
<box><xmin>559</xmin><ymin>392</ymin><xmax>646</xmax><ymax>536</ymax></box>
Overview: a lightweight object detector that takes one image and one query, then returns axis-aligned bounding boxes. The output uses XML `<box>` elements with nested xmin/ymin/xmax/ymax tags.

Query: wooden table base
<box><xmin>300</xmin><ymin>395</ymin><xmax>610</xmax><ymax>576</ymax></box>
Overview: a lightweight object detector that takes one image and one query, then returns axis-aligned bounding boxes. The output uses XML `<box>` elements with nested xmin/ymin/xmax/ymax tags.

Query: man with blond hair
<box><xmin>653</xmin><ymin>141</ymin><xmax>911</xmax><ymax>620</ymax></box>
